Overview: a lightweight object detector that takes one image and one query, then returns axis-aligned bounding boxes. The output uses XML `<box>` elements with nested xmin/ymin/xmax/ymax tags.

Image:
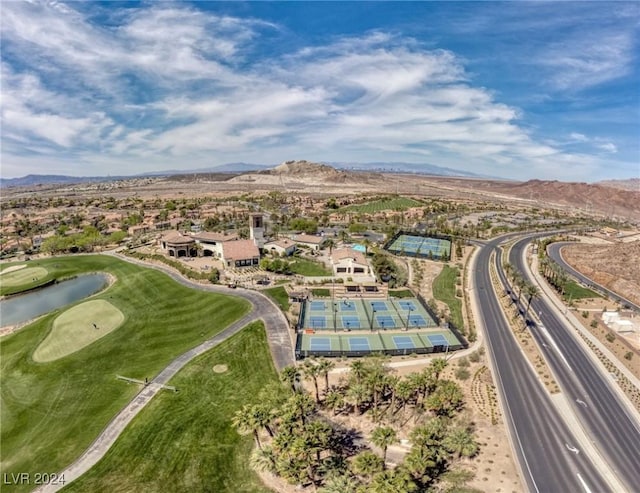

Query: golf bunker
<box><xmin>33</xmin><ymin>299</ymin><xmax>125</xmax><ymax>362</ymax></box>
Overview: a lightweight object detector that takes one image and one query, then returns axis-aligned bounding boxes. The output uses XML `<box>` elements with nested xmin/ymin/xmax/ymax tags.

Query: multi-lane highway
<box><xmin>547</xmin><ymin>242</ymin><xmax>640</xmax><ymax>312</ymax></box>
<box><xmin>472</xmin><ymin>237</ymin><xmax>610</xmax><ymax>493</ymax></box>
<box><xmin>509</xmin><ymin>237</ymin><xmax>640</xmax><ymax>491</ymax></box>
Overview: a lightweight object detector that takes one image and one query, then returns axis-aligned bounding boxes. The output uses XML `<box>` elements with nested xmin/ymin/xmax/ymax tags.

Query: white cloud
<box><xmin>540</xmin><ymin>32</ymin><xmax>634</xmax><ymax>90</ymax></box>
<box><xmin>0</xmin><ymin>1</ymin><xmax>634</xmax><ymax>181</ymax></box>
<box><xmin>597</xmin><ymin>142</ymin><xmax>618</xmax><ymax>153</ymax></box>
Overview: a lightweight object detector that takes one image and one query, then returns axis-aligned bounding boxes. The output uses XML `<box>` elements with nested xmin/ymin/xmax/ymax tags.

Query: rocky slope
<box><xmin>561</xmin><ymin>240</ymin><xmax>640</xmax><ymax>306</ymax></box>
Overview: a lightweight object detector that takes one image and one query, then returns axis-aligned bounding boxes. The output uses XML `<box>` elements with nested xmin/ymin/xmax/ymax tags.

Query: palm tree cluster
<box><xmin>234</xmin><ymin>356</ymin><xmax>480</xmax><ymax>492</ymax></box>
<box><xmin>503</xmin><ymin>262</ymin><xmax>540</xmax><ymax>322</ymax></box>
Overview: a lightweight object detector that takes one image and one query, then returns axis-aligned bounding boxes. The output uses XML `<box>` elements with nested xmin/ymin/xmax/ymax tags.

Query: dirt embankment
<box><xmin>561</xmin><ymin>241</ymin><xmax>640</xmax><ymax>306</ymax></box>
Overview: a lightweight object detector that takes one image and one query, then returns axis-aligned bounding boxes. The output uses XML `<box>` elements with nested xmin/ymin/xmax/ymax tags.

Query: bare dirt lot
<box><xmin>561</xmin><ymin>240</ymin><xmax>640</xmax><ymax>307</ymax></box>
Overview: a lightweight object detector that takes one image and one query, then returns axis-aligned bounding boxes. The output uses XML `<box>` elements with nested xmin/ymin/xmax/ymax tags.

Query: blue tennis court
<box><xmin>342</xmin><ymin>316</ymin><xmax>361</xmax><ymax>328</ymax></box>
<box><xmin>339</xmin><ymin>301</ymin><xmax>356</xmax><ymax>311</ymax></box>
<box><xmin>309</xmin><ymin>316</ymin><xmax>326</xmax><ymax>329</ymax></box>
<box><xmin>427</xmin><ymin>334</ymin><xmax>449</xmax><ymax>346</ymax></box>
<box><xmin>349</xmin><ymin>337</ymin><xmax>370</xmax><ymax>351</ymax></box>
<box><xmin>310</xmin><ymin>301</ymin><xmax>326</xmax><ymax>311</ymax></box>
<box><xmin>309</xmin><ymin>338</ymin><xmax>331</xmax><ymax>351</ymax></box>
<box><xmin>398</xmin><ymin>301</ymin><xmax>417</xmax><ymax>311</ymax></box>
<box><xmin>371</xmin><ymin>301</ymin><xmax>389</xmax><ymax>311</ymax></box>
<box><xmin>393</xmin><ymin>336</ymin><xmax>415</xmax><ymax>349</ymax></box>
<box><xmin>407</xmin><ymin>315</ymin><xmax>427</xmax><ymax>327</ymax></box>
<box><xmin>376</xmin><ymin>314</ymin><xmax>395</xmax><ymax>327</ymax></box>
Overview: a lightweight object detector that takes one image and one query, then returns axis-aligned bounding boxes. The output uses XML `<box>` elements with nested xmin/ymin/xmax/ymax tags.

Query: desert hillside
<box><xmin>597</xmin><ymin>178</ymin><xmax>640</xmax><ymax>192</ymax></box>
<box><xmin>561</xmin><ymin>240</ymin><xmax>640</xmax><ymax>306</ymax></box>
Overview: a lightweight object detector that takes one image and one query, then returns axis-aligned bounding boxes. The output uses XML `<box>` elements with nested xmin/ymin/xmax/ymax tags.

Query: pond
<box><xmin>1</xmin><ymin>273</ymin><xmax>109</xmax><ymax>327</ymax></box>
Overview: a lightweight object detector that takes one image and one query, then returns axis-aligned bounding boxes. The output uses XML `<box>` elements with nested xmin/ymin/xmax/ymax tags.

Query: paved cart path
<box><xmin>35</xmin><ymin>253</ymin><xmax>294</xmax><ymax>493</ymax></box>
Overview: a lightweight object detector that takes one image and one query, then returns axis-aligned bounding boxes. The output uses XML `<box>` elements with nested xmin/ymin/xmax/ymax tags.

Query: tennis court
<box><xmin>302</xmin><ymin>296</ymin><xmax>437</xmax><ymax>331</ymax></box>
<box><xmin>385</xmin><ymin>234</ymin><xmax>451</xmax><ymax>260</ymax></box>
<box><xmin>392</xmin><ymin>335</ymin><xmax>416</xmax><ymax>349</ymax></box>
<box><xmin>341</xmin><ymin>315</ymin><xmax>361</xmax><ymax>329</ymax></box>
<box><xmin>309</xmin><ymin>337</ymin><xmax>332</xmax><ymax>351</ymax></box>
<box><xmin>427</xmin><ymin>334</ymin><xmax>449</xmax><ymax>346</ymax></box>
<box><xmin>310</xmin><ymin>301</ymin><xmax>327</xmax><ymax>311</ymax></box>
<box><xmin>297</xmin><ymin>329</ymin><xmax>465</xmax><ymax>358</ymax></box>
<box><xmin>348</xmin><ymin>337</ymin><xmax>371</xmax><ymax>351</ymax></box>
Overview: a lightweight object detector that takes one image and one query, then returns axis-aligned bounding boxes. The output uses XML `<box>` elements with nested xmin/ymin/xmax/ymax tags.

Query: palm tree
<box><xmin>232</xmin><ymin>405</ymin><xmax>262</xmax><ymax>449</ymax></box>
<box><xmin>324</xmin><ymin>389</ymin><xmax>346</xmax><ymax>416</ymax></box>
<box><xmin>425</xmin><ymin>380</ymin><xmax>464</xmax><ymax>418</ymax></box>
<box><xmin>304</xmin><ymin>420</ymin><xmax>333</xmax><ymax>462</ymax></box>
<box><xmin>319</xmin><ymin>474</ymin><xmax>361</xmax><ymax>493</ymax></box>
<box><xmin>346</xmin><ymin>382</ymin><xmax>370</xmax><ymax>415</ymax></box>
<box><xmin>370</xmin><ymin>426</ymin><xmax>397</xmax><ymax>468</ymax></box>
<box><xmin>250</xmin><ymin>445</ymin><xmax>277</xmax><ymax>474</ymax></box>
<box><xmin>351</xmin><ymin>451</ymin><xmax>384</xmax><ymax>482</ymax></box>
<box><xmin>284</xmin><ymin>392</ymin><xmax>316</xmax><ymax>427</ymax></box>
<box><xmin>524</xmin><ymin>282</ymin><xmax>540</xmax><ymax>322</ymax></box>
<box><xmin>370</xmin><ymin>469</ymin><xmax>418</xmax><ymax>493</ymax></box>
<box><xmin>302</xmin><ymin>359</ymin><xmax>323</xmax><ymax>403</ymax></box>
<box><xmin>280</xmin><ymin>365</ymin><xmax>301</xmax><ymax>393</ymax></box>
<box><xmin>349</xmin><ymin>360</ymin><xmax>366</xmax><ymax>385</ymax></box>
<box><xmin>253</xmin><ymin>403</ymin><xmax>275</xmax><ymax>437</ymax></box>
<box><xmin>430</xmin><ymin>357</ymin><xmax>448</xmax><ymax>385</ymax></box>
<box><xmin>316</xmin><ymin>358</ymin><xmax>335</xmax><ymax>394</ymax></box>
<box><xmin>444</xmin><ymin>426</ymin><xmax>479</xmax><ymax>460</ymax></box>
<box><xmin>325</xmin><ymin>238</ymin><xmax>335</xmax><ymax>255</ymax></box>
<box><xmin>514</xmin><ymin>273</ymin><xmax>526</xmax><ymax>305</ymax></box>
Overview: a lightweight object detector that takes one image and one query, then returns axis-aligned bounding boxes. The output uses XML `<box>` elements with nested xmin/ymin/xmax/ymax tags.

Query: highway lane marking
<box><xmin>576</xmin><ymin>473</ymin><xmax>593</xmax><ymax>493</ymax></box>
<box><xmin>538</xmin><ymin>324</ymin><xmax>573</xmax><ymax>372</ymax></box>
<box><xmin>565</xmin><ymin>443</ymin><xmax>580</xmax><ymax>454</ymax></box>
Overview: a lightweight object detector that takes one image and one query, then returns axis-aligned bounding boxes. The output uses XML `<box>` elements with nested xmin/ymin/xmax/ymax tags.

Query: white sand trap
<box><xmin>33</xmin><ymin>300</ymin><xmax>125</xmax><ymax>363</ymax></box>
<box><xmin>0</xmin><ymin>264</ymin><xmax>27</xmax><ymax>275</ymax></box>
<box><xmin>213</xmin><ymin>364</ymin><xmax>228</xmax><ymax>373</ymax></box>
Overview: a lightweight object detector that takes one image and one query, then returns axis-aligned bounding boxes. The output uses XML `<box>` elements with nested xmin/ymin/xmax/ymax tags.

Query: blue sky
<box><xmin>1</xmin><ymin>1</ymin><xmax>638</xmax><ymax>181</ymax></box>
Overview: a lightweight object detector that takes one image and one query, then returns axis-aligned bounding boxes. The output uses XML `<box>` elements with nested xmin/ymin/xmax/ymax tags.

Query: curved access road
<box><xmin>509</xmin><ymin>237</ymin><xmax>640</xmax><ymax>492</ymax></box>
<box><xmin>547</xmin><ymin>242</ymin><xmax>640</xmax><ymax>312</ymax></box>
<box><xmin>35</xmin><ymin>253</ymin><xmax>294</xmax><ymax>493</ymax></box>
<box><xmin>472</xmin><ymin>236</ymin><xmax>610</xmax><ymax>493</ymax></box>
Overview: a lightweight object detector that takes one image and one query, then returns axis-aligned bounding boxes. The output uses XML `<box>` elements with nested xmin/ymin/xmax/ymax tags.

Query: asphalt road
<box><xmin>473</xmin><ymin>237</ymin><xmax>610</xmax><ymax>493</ymax></box>
<box><xmin>547</xmin><ymin>242</ymin><xmax>640</xmax><ymax>312</ymax></box>
<box><xmin>509</xmin><ymin>237</ymin><xmax>640</xmax><ymax>491</ymax></box>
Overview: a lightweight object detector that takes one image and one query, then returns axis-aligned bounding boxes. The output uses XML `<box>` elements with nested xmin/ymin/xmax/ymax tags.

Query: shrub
<box><xmin>624</xmin><ymin>352</ymin><xmax>633</xmax><ymax>361</ymax></box>
<box><xmin>469</xmin><ymin>351</ymin><xmax>481</xmax><ymax>363</ymax></box>
<box><xmin>605</xmin><ymin>332</ymin><xmax>615</xmax><ymax>343</ymax></box>
<box><xmin>455</xmin><ymin>367</ymin><xmax>471</xmax><ymax>381</ymax></box>
<box><xmin>582</xmin><ymin>311</ymin><xmax>589</xmax><ymax>319</ymax></box>
<box><xmin>590</xmin><ymin>319</ymin><xmax>598</xmax><ymax>328</ymax></box>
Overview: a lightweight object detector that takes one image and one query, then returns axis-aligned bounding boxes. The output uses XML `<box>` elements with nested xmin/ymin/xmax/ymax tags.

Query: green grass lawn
<box><xmin>562</xmin><ymin>280</ymin><xmax>602</xmax><ymax>301</ymax></box>
<box><xmin>262</xmin><ymin>286</ymin><xmax>290</xmax><ymax>311</ymax></box>
<box><xmin>0</xmin><ymin>265</ymin><xmax>54</xmax><ymax>295</ymax></box>
<box><xmin>0</xmin><ymin>255</ymin><xmax>250</xmax><ymax>493</ymax></box>
<box><xmin>288</xmin><ymin>258</ymin><xmax>332</xmax><ymax>276</ymax></box>
<box><xmin>311</xmin><ymin>288</ymin><xmax>331</xmax><ymax>297</ymax></box>
<box><xmin>388</xmin><ymin>289</ymin><xmax>414</xmax><ymax>298</ymax></box>
<box><xmin>432</xmin><ymin>265</ymin><xmax>464</xmax><ymax>329</ymax></box>
<box><xmin>63</xmin><ymin>322</ymin><xmax>276</xmax><ymax>493</ymax></box>
<box><xmin>342</xmin><ymin>197</ymin><xmax>421</xmax><ymax>213</ymax></box>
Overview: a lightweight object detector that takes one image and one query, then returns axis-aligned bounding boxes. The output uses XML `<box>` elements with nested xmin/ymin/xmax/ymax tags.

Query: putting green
<box><xmin>33</xmin><ymin>300</ymin><xmax>125</xmax><ymax>363</ymax></box>
<box><xmin>0</xmin><ymin>266</ymin><xmax>48</xmax><ymax>287</ymax></box>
